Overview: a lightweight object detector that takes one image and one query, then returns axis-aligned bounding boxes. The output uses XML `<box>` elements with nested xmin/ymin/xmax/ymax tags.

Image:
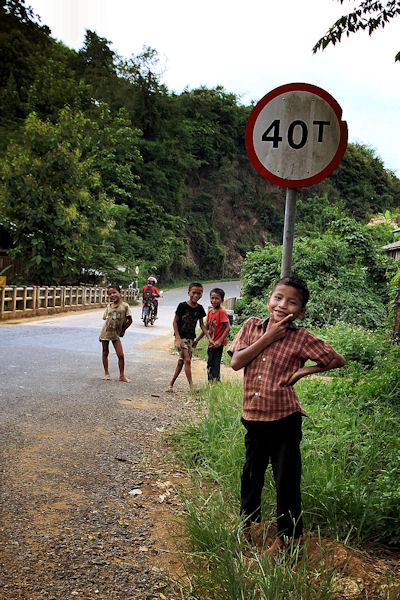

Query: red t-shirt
<box><xmin>206</xmin><ymin>307</ymin><xmax>229</xmax><ymax>346</ymax></box>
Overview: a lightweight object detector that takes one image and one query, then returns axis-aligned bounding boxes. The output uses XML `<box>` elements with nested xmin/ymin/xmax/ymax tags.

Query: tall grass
<box><xmin>171</xmin><ymin>495</ymin><xmax>335</xmax><ymax>600</ymax></box>
<box><xmin>166</xmin><ymin>326</ymin><xmax>400</xmax><ymax>599</ymax></box>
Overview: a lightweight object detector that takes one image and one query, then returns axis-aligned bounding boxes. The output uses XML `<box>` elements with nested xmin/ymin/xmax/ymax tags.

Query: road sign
<box><xmin>135</xmin><ymin>265</ymin><xmax>139</xmax><ymax>275</ymax></box>
<box><xmin>245</xmin><ymin>83</ymin><xmax>348</xmax><ymax>188</ymax></box>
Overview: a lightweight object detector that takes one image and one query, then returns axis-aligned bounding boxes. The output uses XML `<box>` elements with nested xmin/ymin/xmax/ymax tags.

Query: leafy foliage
<box><xmin>238</xmin><ymin>213</ymin><xmax>396</xmax><ymax>329</ymax></box>
<box><xmin>0</xmin><ymin>108</ymin><xmax>113</xmax><ymax>283</ymax></box>
<box><xmin>308</xmin><ymin>322</ymin><xmax>394</xmax><ymax>374</ymax></box>
<box><xmin>313</xmin><ymin>0</ymin><xmax>400</xmax><ymax>62</ymax></box>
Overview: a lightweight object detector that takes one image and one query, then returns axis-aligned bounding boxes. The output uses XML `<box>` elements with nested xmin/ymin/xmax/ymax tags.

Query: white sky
<box><xmin>29</xmin><ymin>0</ymin><xmax>400</xmax><ymax>175</ymax></box>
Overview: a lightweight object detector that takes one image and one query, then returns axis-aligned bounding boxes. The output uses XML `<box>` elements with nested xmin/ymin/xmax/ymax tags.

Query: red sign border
<box><xmin>245</xmin><ymin>83</ymin><xmax>348</xmax><ymax>188</ymax></box>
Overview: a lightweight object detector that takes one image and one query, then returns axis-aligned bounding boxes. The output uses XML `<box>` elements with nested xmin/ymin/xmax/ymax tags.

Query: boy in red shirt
<box><xmin>229</xmin><ymin>277</ymin><xmax>345</xmax><ymax>554</ymax></box>
<box><xmin>195</xmin><ymin>287</ymin><xmax>230</xmax><ymax>382</ymax></box>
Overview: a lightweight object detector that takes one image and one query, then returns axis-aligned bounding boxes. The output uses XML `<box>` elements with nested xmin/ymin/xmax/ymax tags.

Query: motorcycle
<box><xmin>142</xmin><ymin>298</ymin><xmax>155</xmax><ymax>327</ymax></box>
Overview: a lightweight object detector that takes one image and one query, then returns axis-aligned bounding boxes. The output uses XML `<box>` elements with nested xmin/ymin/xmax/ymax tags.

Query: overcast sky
<box><xmin>29</xmin><ymin>0</ymin><xmax>400</xmax><ymax>175</ymax></box>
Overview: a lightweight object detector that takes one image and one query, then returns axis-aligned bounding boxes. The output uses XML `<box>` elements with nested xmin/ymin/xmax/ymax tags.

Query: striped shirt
<box><xmin>228</xmin><ymin>317</ymin><xmax>336</xmax><ymax>422</ymax></box>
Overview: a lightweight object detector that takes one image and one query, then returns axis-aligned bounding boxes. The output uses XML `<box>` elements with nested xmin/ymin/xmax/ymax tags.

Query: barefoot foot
<box><xmin>119</xmin><ymin>376</ymin><xmax>131</xmax><ymax>383</ymax></box>
<box><xmin>102</xmin><ymin>374</ymin><xmax>111</xmax><ymax>380</ymax></box>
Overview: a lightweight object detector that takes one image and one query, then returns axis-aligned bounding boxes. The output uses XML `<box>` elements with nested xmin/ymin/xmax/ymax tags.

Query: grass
<box><xmin>165</xmin><ymin>325</ymin><xmax>400</xmax><ymax>599</ymax></box>
<box><xmin>168</xmin><ymin>503</ymin><xmax>336</xmax><ymax>600</ymax></box>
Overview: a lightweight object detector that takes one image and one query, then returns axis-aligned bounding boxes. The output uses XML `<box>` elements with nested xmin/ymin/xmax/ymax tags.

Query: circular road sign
<box><xmin>245</xmin><ymin>83</ymin><xmax>348</xmax><ymax>188</ymax></box>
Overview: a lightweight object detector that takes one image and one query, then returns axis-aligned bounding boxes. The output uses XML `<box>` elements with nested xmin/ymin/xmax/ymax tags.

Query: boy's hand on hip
<box><xmin>266</xmin><ymin>314</ymin><xmax>293</xmax><ymax>342</ymax></box>
<box><xmin>287</xmin><ymin>369</ymin><xmax>303</xmax><ymax>386</ymax></box>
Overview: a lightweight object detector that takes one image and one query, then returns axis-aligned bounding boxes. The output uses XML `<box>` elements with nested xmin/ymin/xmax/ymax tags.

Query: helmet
<box><xmin>147</xmin><ymin>277</ymin><xmax>156</xmax><ymax>284</ymax></box>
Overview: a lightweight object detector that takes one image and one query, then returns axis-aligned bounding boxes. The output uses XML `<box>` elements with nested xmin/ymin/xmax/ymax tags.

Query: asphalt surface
<box><xmin>0</xmin><ymin>281</ymin><xmax>240</xmax><ymax>600</ymax></box>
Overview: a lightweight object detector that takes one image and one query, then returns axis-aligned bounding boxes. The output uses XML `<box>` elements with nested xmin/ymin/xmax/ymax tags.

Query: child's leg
<box><xmin>207</xmin><ymin>346</ymin><xmax>223</xmax><ymax>381</ymax></box>
<box><xmin>168</xmin><ymin>358</ymin><xmax>184</xmax><ymax>389</ymax></box>
<box><xmin>182</xmin><ymin>349</ymin><xmax>193</xmax><ymax>387</ymax></box>
<box><xmin>271</xmin><ymin>413</ymin><xmax>303</xmax><ymax>541</ymax></box>
<box><xmin>112</xmin><ymin>338</ymin><xmax>131</xmax><ymax>383</ymax></box>
<box><xmin>240</xmin><ymin>419</ymin><xmax>270</xmax><ymax>524</ymax></box>
<box><xmin>101</xmin><ymin>341</ymin><xmax>110</xmax><ymax>379</ymax></box>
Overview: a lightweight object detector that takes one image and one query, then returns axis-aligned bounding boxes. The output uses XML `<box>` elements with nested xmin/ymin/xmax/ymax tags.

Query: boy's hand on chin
<box><xmin>266</xmin><ymin>314</ymin><xmax>293</xmax><ymax>341</ymax></box>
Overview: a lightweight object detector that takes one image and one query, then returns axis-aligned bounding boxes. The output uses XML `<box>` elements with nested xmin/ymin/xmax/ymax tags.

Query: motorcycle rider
<box><xmin>141</xmin><ymin>277</ymin><xmax>160</xmax><ymax>319</ymax></box>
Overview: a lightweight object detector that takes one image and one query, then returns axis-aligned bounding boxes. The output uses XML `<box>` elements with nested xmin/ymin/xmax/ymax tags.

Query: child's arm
<box><xmin>287</xmin><ymin>350</ymin><xmax>345</xmax><ymax>386</ymax></box>
<box><xmin>231</xmin><ymin>314</ymin><xmax>293</xmax><ymax>371</ymax></box>
<box><xmin>193</xmin><ymin>321</ymin><xmax>208</xmax><ymax>347</ymax></box>
<box><xmin>211</xmin><ymin>321</ymin><xmax>230</xmax><ymax>348</ymax></box>
<box><xmin>193</xmin><ymin>318</ymin><xmax>211</xmax><ymax>347</ymax></box>
<box><xmin>193</xmin><ymin>319</ymin><xmax>210</xmax><ymax>348</ymax></box>
<box><xmin>120</xmin><ymin>315</ymin><xmax>132</xmax><ymax>337</ymax></box>
<box><xmin>172</xmin><ymin>314</ymin><xmax>183</xmax><ymax>350</ymax></box>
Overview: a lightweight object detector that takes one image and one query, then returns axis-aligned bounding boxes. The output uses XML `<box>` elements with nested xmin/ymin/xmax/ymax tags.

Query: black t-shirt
<box><xmin>175</xmin><ymin>301</ymin><xmax>206</xmax><ymax>339</ymax></box>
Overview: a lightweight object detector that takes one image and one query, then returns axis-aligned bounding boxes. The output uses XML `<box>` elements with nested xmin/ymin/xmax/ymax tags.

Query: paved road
<box><xmin>0</xmin><ymin>281</ymin><xmax>240</xmax><ymax>400</ymax></box>
<box><xmin>0</xmin><ymin>281</ymin><xmax>240</xmax><ymax>599</ymax></box>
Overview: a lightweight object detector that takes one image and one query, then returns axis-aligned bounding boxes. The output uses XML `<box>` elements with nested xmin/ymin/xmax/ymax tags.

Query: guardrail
<box><xmin>0</xmin><ymin>286</ymin><xmax>139</xmax><ymax>321</ymax></box>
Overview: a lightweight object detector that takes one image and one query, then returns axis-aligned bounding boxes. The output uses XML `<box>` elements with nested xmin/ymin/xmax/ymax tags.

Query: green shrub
<box><xmin>239</xmin><ymin>217</ymin><xmax>395</xmax><ymax>330</ymax></box>
<box><xmin>308</xmin><ymin>323</ymin><xmax>394</xmax><ymax>373</ymax></box>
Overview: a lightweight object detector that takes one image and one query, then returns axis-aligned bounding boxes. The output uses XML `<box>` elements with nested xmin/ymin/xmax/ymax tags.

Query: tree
<box><xmin>0</xmin><ymin>0</ymin><xmax>52</xmax><ymax>126</ymax></box>
<box><xmin>313</xmin><ymin>0</ymin><xmax>400</xmax><ymax>62</ymax></box>
<box><xmin>0</xmin><ymin>108</ymin><xmax>113</xmax><ymax>283</ymax></box>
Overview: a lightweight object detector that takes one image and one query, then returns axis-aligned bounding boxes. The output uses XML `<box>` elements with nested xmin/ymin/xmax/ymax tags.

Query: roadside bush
<box><xmin>309</xmin><ymin>323</ymin><xmax>394</xmax><ymax>373</ymax></box>
<box><xmin>239</xmin><ymin>218</ymin><xmax>394</xmax><ymax>330</ymax></box>
<box><xmin>234</xmin><ymin>297</ymin><xmax>268</xmax><ymax>322</ymax></box>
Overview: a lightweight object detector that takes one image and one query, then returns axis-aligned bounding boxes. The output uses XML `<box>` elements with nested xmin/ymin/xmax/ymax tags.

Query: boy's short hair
<box><xmin>210</xmin><ymin>287</ymin><xmax>225</xmax><ymax>300</ymax></box>
<box><xmin>108</xmin><ymin>284</ymin><xmax>121</xmax><ymax>293</ymax></box>
<box><xmin>272</xmin><ymin>277</ymin><xmax>309</xmax><ymax>307</ymax></box>
<box><xmin>188</xmin><ymin>282</ymin><xmax>203</xmax><ymax>291</ymax></box>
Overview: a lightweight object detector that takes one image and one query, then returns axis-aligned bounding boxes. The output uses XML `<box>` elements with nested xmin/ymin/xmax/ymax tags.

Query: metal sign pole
<box><xmin>280</xmin><ymin>188</ymin><xmax>297</xmax><ymax>278</ymax></box>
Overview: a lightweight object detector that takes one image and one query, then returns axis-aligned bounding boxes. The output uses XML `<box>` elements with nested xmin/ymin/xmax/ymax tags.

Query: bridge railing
<box><xmin>0</xmin><ymin>286</ymin><xmax>139</xmax><ymax>321</ymax></box>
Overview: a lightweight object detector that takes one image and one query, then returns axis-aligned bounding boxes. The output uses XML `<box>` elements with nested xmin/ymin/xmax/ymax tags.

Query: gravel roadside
<box><xmin>0</xmin><ymin>332</ymin><xmax>210</xmax><ymax>600</ymax></box>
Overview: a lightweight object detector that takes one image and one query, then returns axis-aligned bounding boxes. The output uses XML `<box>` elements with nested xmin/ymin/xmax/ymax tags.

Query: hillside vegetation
<box><xmin>0</xmin><ymin>0</ymin><xmax>399</xmax><ymax>287</ymax></box>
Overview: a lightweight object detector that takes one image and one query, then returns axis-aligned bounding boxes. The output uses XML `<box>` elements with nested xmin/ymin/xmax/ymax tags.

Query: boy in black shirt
<box><xmin>167</xmin><ymin>283</ymin><xmax>210</xmax><ymax>391</ymax></box>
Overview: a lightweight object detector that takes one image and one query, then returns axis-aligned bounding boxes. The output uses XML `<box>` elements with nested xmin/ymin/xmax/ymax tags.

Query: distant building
<box><xmin>382</xmin><ymin>241</ymin><xmax>400</xmax><ymax>261</ymax></box>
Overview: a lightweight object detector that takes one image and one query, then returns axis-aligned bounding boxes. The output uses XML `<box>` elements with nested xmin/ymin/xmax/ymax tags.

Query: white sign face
<box><xmin>135</xmin><ymin>265</ymin><xmax>139</xmax><ymax>275</ymax></box>
<box><xmin>245</xmin><ymin>83</ymin><xmax>348</xmax><ymax>188</ymax></box>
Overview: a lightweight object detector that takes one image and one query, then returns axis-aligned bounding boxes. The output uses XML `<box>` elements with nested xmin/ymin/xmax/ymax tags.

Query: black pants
<box><xmin>207</xmin><ymin>346</ymin><xmax>223</xmax><ymax>381</ymax></box>
<box><xmin>241</xmin><ymin>412</ymin><xmax>303</xmax><ymax>540</ymax></box>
